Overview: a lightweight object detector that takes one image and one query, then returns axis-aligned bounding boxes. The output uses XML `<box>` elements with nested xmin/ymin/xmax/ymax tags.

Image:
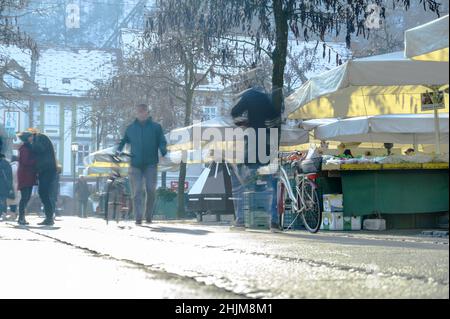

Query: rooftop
<box><xmin>1</xmin><ymin>45</ymin><xmax>120</xmax><ymax>97</ymax></box>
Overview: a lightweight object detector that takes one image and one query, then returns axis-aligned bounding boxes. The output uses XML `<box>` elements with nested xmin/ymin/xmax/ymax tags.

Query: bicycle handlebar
<box><xmin>109</xmin><ymin>152</ymin><xmax>133</xmax><ymax>164</ymax></box>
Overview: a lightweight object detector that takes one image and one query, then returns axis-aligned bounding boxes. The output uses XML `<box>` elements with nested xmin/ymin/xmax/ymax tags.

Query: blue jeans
<box><xmin>231</xmin><ymin>165</ymin><xmax>278</xmax><ymax>227</ymax></box>
<box><xmin>129</xmin><ymin>165</ymin><xmax>158</xmax><ymax>223</ymax></box>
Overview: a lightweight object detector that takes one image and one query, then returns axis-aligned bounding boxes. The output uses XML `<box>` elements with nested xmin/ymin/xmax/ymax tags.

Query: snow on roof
<box><xmin>1</xmin><ymin>45</ymin><xmax>119</xmax><ymax>97</ymax></box>
<box><xmin>0</xmin><ymin>45</ymin><xmax>32</xmax><ymax>74</ymax></box>
<box><xmin>35</xmin><ymin>48</ymin><xmax>119</xmax><ymax>97</ymax></box>
<box><xmin>120</xmin><ymin>28</ymin><xmax>144</xmax><ymax>58</ymax></box>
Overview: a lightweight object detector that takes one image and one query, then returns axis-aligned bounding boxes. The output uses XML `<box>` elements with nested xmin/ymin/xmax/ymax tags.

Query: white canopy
<box><xmin>167</xmin><ymin>116</ymin><xmax>309</xmax><ymax>148</ymax></box>
<box><xmin>285</xmin><ymin>51</ymin><xmax>449</xmax><ymax>120</ymax></box>
<box><xmin>303</xmin><ymin>113</ymin><xmax>449</xmax><ymax>144</ymax></box>
<box><xmin>405</xmin><ymin>15</ymin><xmax>449</xmax><ymax>62</ymax></box>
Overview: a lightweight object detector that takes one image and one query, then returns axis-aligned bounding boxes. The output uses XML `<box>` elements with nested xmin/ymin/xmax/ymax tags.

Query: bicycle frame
<box><xmin>279</xmin><ymin>164</ymin><xmax>320</xmax><ymax>230</ymax></box>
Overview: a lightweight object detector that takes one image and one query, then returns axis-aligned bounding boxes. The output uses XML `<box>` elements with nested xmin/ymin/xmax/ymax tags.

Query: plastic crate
<box><xmin>245</xmin><ymin>210</ymin><xmax>270</xmax><ymax>229</ymax></box>
<box><xmin>243</xmin><ymin>191</ymin><xmax>272</xmax><ymax>212</ymax></box>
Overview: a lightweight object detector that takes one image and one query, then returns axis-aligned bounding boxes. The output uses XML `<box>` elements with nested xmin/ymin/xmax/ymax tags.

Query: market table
<box><xmin>320</xmin><ymin>162</ymin><xmax>449</xmax><ymax>228</ymax></box>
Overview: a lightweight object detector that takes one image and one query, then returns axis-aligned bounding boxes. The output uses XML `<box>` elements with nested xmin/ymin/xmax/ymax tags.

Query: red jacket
<box><xmin>18</xmin><ymin>144</ymin><xmax>37</xmax><ymax>190</ymax></box>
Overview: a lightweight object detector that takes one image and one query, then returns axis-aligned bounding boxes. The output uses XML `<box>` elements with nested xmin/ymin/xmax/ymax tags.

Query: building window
<box><xmin>202</xmin><ymin>106</ymin><xmax>217</xmax><ymax>121</ymax></box>
<box><xmin>77</xmin><ymin>144</ymin><xmax>90</xmax><ymax>166</ymax></box>
<box><xmin>45</xmin><ymin>104</ymin><xmax>60</xmax><ymax>126</ymax></box>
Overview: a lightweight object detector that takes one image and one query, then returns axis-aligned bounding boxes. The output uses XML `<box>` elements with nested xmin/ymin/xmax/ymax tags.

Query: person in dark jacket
<box><xmin>75</xmin><ymin>176</ymin><xmax>90</xmax><ymax>218</ymax></box>
<box><xmin>17</xmin><ymin>132</ymin><xmax>38</xmax><ymax>225</ymax></box>
<box><xmin>118</xmin><ymin>104</ymin><xmax>167</xmax><ymax>225</ymax></box>
<box><xmin>231</xmin><ymin>85</ymin><xmax>279</xmax><ymax>168</ymax></box>
<box><xmin>30</xmin><ymin>131</ymin><xmax>57</xmax><ymax>226</ymax></box>
<box><xmin>0</xmin><ymin>153</ymin><xmax>14</xmax><ymax>222</ymax></box>
<box><xmin>230</xmin><ymin>84</ymin><xmax>280</xmax><ymax>231</ymax></box>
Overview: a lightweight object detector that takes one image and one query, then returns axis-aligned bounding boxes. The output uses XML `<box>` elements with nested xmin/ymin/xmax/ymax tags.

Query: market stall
<box><xmin>285</xmin><ymin>50</ymin><xmax>449</xmax><ymax>229</ymax></box>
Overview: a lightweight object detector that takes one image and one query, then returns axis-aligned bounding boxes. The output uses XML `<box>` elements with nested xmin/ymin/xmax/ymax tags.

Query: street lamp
<box><xmin>71</xmin><ymin>143</ymin><xmax>79</xmax><ymax>202</ymax></box>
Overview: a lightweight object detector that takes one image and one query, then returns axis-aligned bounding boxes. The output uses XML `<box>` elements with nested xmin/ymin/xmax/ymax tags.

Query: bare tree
<box><xmin>146</xmin><ymin>0</ymin><xmax>441</xmax><ymax>120</ymax></box>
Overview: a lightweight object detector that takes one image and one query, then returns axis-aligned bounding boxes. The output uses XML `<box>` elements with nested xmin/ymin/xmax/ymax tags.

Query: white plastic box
<box><xmin>323</xmin><ymin>194</ymin><xmax>344</xmax><ymax>212</ymax></box>
<box><xmin>363</xmin><ymin>219</ymin><xmax>387</xmax><ymax>231</ymax></box>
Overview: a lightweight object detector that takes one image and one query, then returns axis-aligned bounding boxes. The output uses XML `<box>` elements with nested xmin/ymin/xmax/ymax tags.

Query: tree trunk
<box><xmin>28</xmin><ymin>52</ymin><xmax>38</xmax><ymax>128</ymax></box>
<box><xmin>177</xmin><ymin>89</ymin><xmax>193</xmax><ymax>218</ymax></box>
<box><xmin>161</xmin><ymin>171</ymin><xmax>167</xmax><ymax>189</ymax></box>
<box><xmin>177</xmin><ymin>162</ymin><xmax>187</xmax><ymax>218</ymax></box>
<box><xmin>272</xmin><ymin>0</ymin><xmax>289</xmax><ymax>118</ymax></box>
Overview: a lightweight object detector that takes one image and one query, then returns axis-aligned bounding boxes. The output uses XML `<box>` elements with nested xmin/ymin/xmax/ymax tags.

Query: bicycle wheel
<box><xmin>298</xmin><ymin>178</ymin><xmax>322</xmax><ymax>233</ymax></box>
<box><xmin>277</xmin><ymin>181</ymin><xmax>286</xmax><ymax>229</ymax></box>
<box><xmin>105</xmin><ymin>181</ymin><xmax>120</xmax><ymax>224</ymax></box>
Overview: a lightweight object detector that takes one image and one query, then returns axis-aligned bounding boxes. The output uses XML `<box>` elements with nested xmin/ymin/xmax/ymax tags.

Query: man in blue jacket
<box><xmin>118</xmin><ymin>104</ymin><xmax>168</xmax><ymax>225</ymax></box>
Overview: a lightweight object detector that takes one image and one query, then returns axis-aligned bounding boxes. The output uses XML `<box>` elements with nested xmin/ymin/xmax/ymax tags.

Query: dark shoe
<box><xmin>135</xmin><ymin>220</ymin><xmax>143</xmax><ymax>225</ymax></box>
<box><xmin>18</xmin><ymin>219</ymin><xmax>29</xmax><ymax>226</ymax></box>
<box><xmin>145</xmin><ymin>219</ymin><xmax>152</xmax><ymax>224</ymax></box>
<box><xmin>270</xmin><ymin>222</ymin><xmax>282</xmax><ymax>233</ymax></box>
<box><xmin>38</xmin><ymin>219</ymin><xmax>54</xmax><ymax>226</ymax></box>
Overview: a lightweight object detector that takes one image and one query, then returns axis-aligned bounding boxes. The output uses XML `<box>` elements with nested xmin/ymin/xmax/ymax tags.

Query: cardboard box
<box><xmin>321</xmin><ymin>212</ymin><xmax>344</xmax><ymax>231</ymax></box>
<box><xmin>321</xmin><ymin>213</ymin><xmax>362</xmax><ymax>231</ymax></box>
<box><xmin>343</xmin><ymin>216</ymin><xmax>362</xmax><ymax>231</ymax></box>
<box><xmin>323</xmin><ymin>194</ymin><xmax>344</xmax><ymax>212</ymax></box>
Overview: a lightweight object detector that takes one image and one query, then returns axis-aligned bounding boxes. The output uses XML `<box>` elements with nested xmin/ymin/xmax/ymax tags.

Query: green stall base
<box><xmin>340</xmin><ymin>169</ymin><xmax>449</xmax><ymax>217</ymax></box>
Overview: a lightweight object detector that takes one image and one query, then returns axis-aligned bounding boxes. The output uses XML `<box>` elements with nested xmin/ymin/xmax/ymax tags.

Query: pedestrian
<box><xmin>230</xmin><ymin>80</ymin><xmax>280</xmax><ymax>231</ymax></box>
<box><xmin>17</xmin><ymin>131</ymin><xmax>38</xmax><ymax>225</ymax></box>
<box><xmin>118</xmin><ymin>104</ymin><xmax>167</xmax><ymax>225</ymax></box>
<box><xmin>75</xmin><ymin>176</ymin><xmax>90</xmax><ymax>218</ymax></box>
<box><xmin>0</xmin><ymin>153</ymin><xmax>14</xmax><ymax>222</ymax></box>
<box><xmin>50</xmin><ymin>164</ymin><xmax>62</xmax><ymax>217</ymax></box>
<box><xmin>7</xmin><ymin>155</ymin><xmax>20</xmax><ymax>220</ymax></box>
<box><xmin>30</xmin><ymin>131</ymin><xmax>57</xmax><ymax>226</ymax></box>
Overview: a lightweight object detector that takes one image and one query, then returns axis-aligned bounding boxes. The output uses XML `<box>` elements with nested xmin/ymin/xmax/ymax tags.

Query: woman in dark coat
<box><xmin>17</xmin><ymin>131</ymin><xmax>37</xmax><ymax>225</ymax></box>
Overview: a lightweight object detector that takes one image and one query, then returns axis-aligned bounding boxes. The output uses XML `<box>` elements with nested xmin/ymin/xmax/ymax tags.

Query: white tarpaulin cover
<box><xmin>303</xmin><ymin>113</ymin><xmax>449</xmax><ymax>144</ymax></box>
<box><xmin>167</xmin><ymin>116</ymin><xmax>309</xmax><ymax>148</ymax></box>
<box><xmin>83</xmin><ymin>146</ymin><xmax>181</xmax><ymax>173</ymax></box>
<box><xmin>285</xmin><ymin>51</ymin><xmax>449</xmax><ymax>120</ymax></box>
<box><xmin>405</xmin><ymin>15</ymin><xmax>449</xmax><ymax>62</ymax></box>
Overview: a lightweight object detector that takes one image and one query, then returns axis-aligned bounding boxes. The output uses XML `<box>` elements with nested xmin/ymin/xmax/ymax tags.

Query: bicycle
<box><xmin>104</xmin><ymin>152</ymin><xmax>133</xmax><ymax>224</ymax></box>
<box><xmin>277</xmin><ymin>152</ymin><xmax>322</xmax><ymax>233</ymax></box>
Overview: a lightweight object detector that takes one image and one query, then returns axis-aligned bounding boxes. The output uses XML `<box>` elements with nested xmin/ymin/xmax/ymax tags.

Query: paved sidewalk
<box><xmin>1</xmin><ymin>216</ymin><xmax>448</xmax><ymax>299</ymax></box>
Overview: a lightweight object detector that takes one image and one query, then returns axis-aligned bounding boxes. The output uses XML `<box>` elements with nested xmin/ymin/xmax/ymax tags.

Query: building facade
<box><xmin>1</xmin><ymin>45</ymin><xmax>120</xmax><ymax>179</ymax></box>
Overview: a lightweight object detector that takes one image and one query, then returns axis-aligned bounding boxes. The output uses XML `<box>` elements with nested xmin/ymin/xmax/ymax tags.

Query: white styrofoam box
<box><xmin>323</xmin><ymin>194</ymin><xmax>344</xmax><ymax>212</ymax></box>
<box><xmin>363</xmin><ymin>219</ymin><xmax>387</xmax><ymax>231</ymax></box>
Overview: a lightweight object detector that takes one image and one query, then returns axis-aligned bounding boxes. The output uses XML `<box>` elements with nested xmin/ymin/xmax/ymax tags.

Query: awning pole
<box><xmin>434</xmin><ymin>107</ymin><xmax>441</xmax><ymax>155</ymax></box>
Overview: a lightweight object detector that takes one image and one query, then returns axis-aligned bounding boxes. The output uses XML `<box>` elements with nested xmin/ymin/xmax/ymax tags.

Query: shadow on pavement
<box><xmin>140</xmin><ymin>225</ymin><xmax>211</xmax><ymax>236</ymax></box>
<box><xmin>10</xmin><ymin>225</ymin><xmax>61</xmax><ymax>231</ymax></box>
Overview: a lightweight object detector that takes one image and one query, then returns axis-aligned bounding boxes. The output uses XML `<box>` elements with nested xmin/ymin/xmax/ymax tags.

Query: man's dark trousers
<box><xmin>38</xmin><ymin>170</ymin><xmax>55</xmax><ymax>221</ymax></box>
